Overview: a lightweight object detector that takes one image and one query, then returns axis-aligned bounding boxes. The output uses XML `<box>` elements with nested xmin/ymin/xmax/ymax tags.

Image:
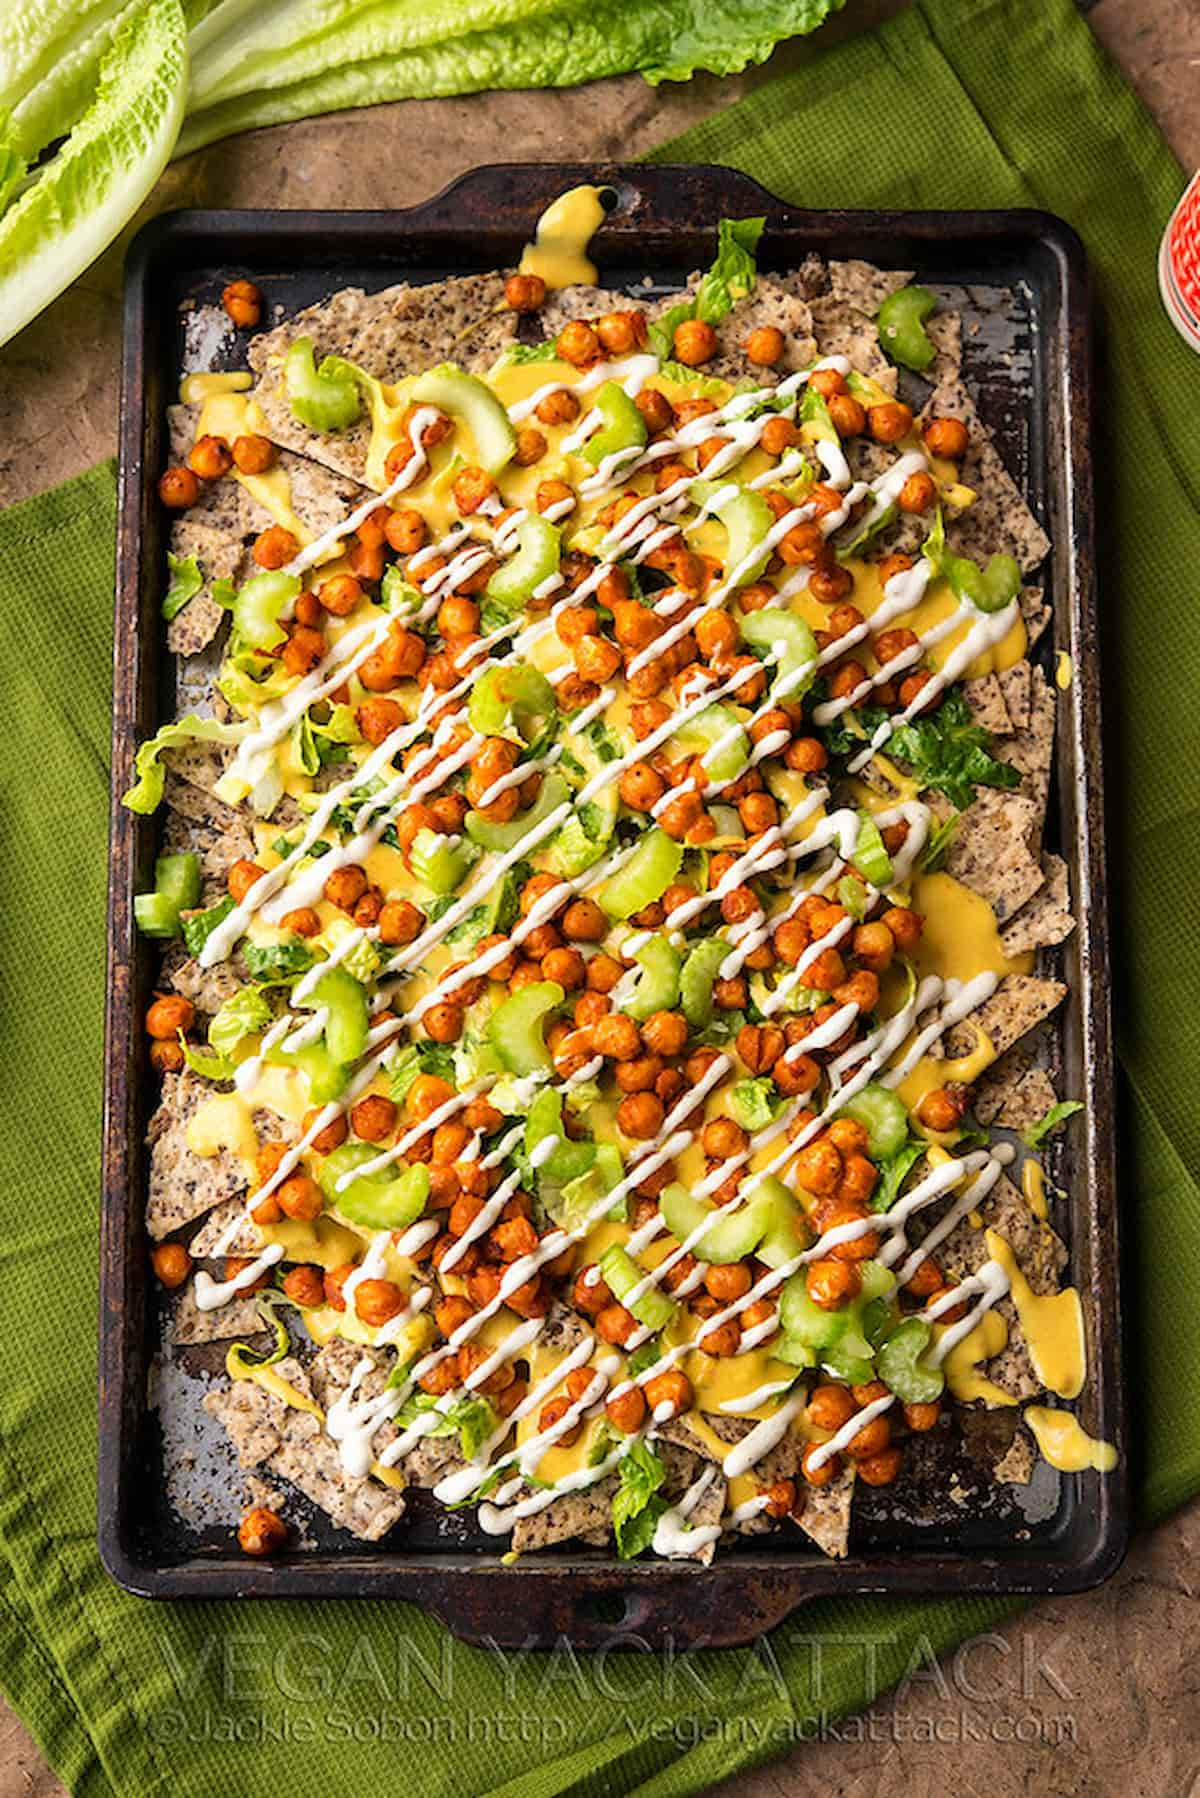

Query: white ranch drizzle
<box><xmin>805</xmin><ymin>1392</ymin><xmax>895</xmax><ymax>1473</ymax></box>
<box><xmin>651</xmin><ymin>1466</ymin><xmax>722</xmax><ymax>1559</ymax></box>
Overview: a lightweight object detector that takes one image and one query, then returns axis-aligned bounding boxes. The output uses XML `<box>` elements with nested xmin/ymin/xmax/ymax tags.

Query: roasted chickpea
<box><xmin>355</xmin><ymin>1279</ymin><xmax>405</xmax><ymax>1326</ymax></box>
<box><xmin>744</xmin><ymin>324</ymin><xmax>785</xmax><ymax>366</ymax></box>
<box><xmin>222</xmin><ymin>278</ymin><xmax>263</xmax><ymax>327</ymax></box>
<box><xmin>617</xmin><ymin>1092</ymin><xmax>664</xmax><ymax>1140</ymax></box>
<box><xmin>282</xmin><ymin>1265</ymin><xmax>325</xmax><ymax>1308</ymax></box>
<box><xmin>558</xmin><ymin>897</ymin><xmax>604</xmax><ymax>943</ymax></box>
<box><xmin>279</xmin><ymin>906</ymin><xmax>321</xmax><ymax>939</ymax></box>
<box><xmin>238</xmin><ymin>1505</ymin><xmax>287</xmax><ymax>1556</ymax></box>
<box><xmin>556</xmin><ymin>320</ymin><xmax>601</xmax><ymax>367</ymax></box>
<box><xmin>898</xmin><ymin>470</ymin><xmax>937</xmax><ymax>514</ymax></box>
<box><xmin>158</xmin><ymin>465</ymin><xmax>200</xmax><ymax>508</ymax></box>
<box><xmin>672</xmin><ymin>318</ymin><xmax>717</xmax><ymax>367</ymax></box>
<box><xmin>827</xmin><ymin>393</ymin><xmax>867</xmax><ymax>437</ymax></box>
<box><xmin>916</xmin><ymin>1086</ymin><xmax>967</xmax><ymax>1133</ymax></box>
<box><xmin>596</xmin><ymin>1303</ymin><xmax>638</xmax><ymax>1347</ymax></box>
<box><xmin>595</xmin><ymin>310</ymin><xmax>641</xmax><ymax>355</ymax></box>
<box><xmin>504</xmin><ymin>272</ymin><xmax>547</xmax><ymax>312</ymax></box>
<box><xmin>586</xmin><ymin>954</ymin><xmax>625</xmax><ymax>995</ymax></box>
<box><xmin>277</xmin><ymin>1175</ymin><xmax>323</xmax><ymax>1223</ymax></box>
<box><xmin>801</xmin><ymin>1443</ymin><xmax>841</xmax><ymax>1487</ymax></box>
<box><xmin>303</xmin><ymin>1108</ymin><xmax>347</xmax><ymax>1157</ymax></box>
<box><xmin>808</xmin><ymin>561</ymin><xmax>854</xmax><ymax>604</ymax></box>
<box><xmin>806</xmin><ymin>1258</ymin><xmax>861</xmax><ymax>1310</ymax></box>
<box><xmin>253</xmin><ymin>524</ymin><xmax>299</xmax><ymax>569</ymax></box>
<box><xmin>151</xmin><ymin>1243</ymin><xmax>191</xmax><ymax>1288</ymax></box>
<box><xmin>846</xmin><ymin>1412</ymin><xmax>892</xmax><ymax>1459</ymax></box>
<box><xmin>881</xmin><ymin>905</ymin><xmax>922</xmax><ymax>952</ymax></box>
<box><xmin>644</xmin><ymin>1369</ymin><xmax>692</xmax><ymax>1418</ymax></box>
<box><xmin>351</xmin><ymin>1095</ymin><xmax>397</xmax><ymax>1143</ymax></box>
<box><xmin>535</xmin><ymin>387</ymin><xmax>579</xmax><ymax>427</ymax></box>
<box><xmin>636</xmin><ymin>386</ymin><xmax>675</xmax><ymax>435</ymax></box>
<box><xmin>323</xmin><ymin>863</ymin><xmax>367</xmax><ymax>912</ymax></box>
<box><xmin>639</xmin><ymin>1011</ymin><xmax>688</xmax><ymax>1059</ymax></box>
<box><xmin>856</xmin><ymin>1445</ymin><xmax>903</xmax><ymax>1486</ymax></box>
<box><xmin>868</xmin><ymin>401</ymin><xmax>914</xmax><ymax>444</ymax></box>
<box><xmin>232</xmin><ymin>433</ymin><xmax>275</xmax><ymax>475</ymax></box>
<box><xmin>574</xmin><ymin>633</ymin><xmax>621</xmax><ymax>683</ymax></box>
<box><xmin>922</xmin><ymin>415</ymin><xmax>969</xmax><ymax>460</ymax></box>
<box><xmin>145</xmin><ymin>993</ymin><xmax>194</xmax><ymax>1039</ymax></box>
<box><xmin>452</xmin><ymin>466</ymin><xmax>496</xmax><ymax>516</ymax></box>
<box><xmin>785</xmin><ymin>736</ymin><xmax>828</xmax><ymax>775</ymax></box>
<box><xmin>606</xmin><ymin>1385</ymin><xmax>647</xmax><ymax>1433</ymax></box>
<box><xmin>704</xmin><ymin>1262</ymin><xmax>752</xmax><ymax>1302</ymax></box>
<box><xmin>188</xmin><ymin>434</ymin><xmax>233</xmax><ymax>480</ymax></box>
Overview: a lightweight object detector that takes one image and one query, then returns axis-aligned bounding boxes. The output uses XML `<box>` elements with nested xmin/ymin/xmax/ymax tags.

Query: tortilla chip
<box><xmin>972</xmin><ymin>1050</ymin><xmax>1060</xmax><ymax>1134</ymax></box>
<box><xmin>921</xmin><ymin>379</ymin><xmax>1050</xmax><ymax>573</ymax></box>
<box><xmin>774</xmin><ymin>256</ymin><xmax>830</xmax><ymax>304</ymax></box>
<box><xmin>188</xmin><ymin>1196</ymin><xmax>258</xmax><ymax>1258</ymax></box>
<box><xmin>534</xmin><ymin>285</ymin><xmax>633</xmax><ymax>336</ymax></box>
<box><xmin>926</xmin><ymin>309</ymin><xmax>963</xmax><ymax>386</ymax></box>
<box><xmin>165</xmin><ymin>508</ymin><xmax>249</xmax><ymax>657</ymax></box>
<box><xmin>159</xmin><ymin>939</ymin><xmax>242</xmax><ymax>1015</ymax></box>
<box><xmin>945</xmin><ymin>973</ymin><xmax>1067</xmax><ymax>1061</ymax></box>
<box><xmin>795</xmin><ymin>1464</ymin><xmax>855</xmax><ymax>1558</ymax></box>
<box><xmin>809</xmin><ymin>295</ymin><xmax>897</xmax><ymax>393</ymax></box>
<box><xmin>999</xmin><ymin>668</ymin><xmax>1056</xmax><ymax>841</ymax></box>
<box><xmin>997</xmin><ymin>658</ymin><xmax>1033</xmax><ymax>730</ymax></box>
<box><xmin>147</xmin><ymin>1070</ymin><xmax>248</xmax><ymax>1239</ymax></box>
<box><xmin>1019</xmin><ymin>585</ymin><xmax>1051</xmax><ymax>646</ymax></box>
<box><xmin>828</xmin><ymin>259</ymin><xmax>912</xmax><ymax>316</ymax></box>
<box><xmin>170</xmin><ymin>1283</ymin><xmax>269</xmax><ymax>1346</ymax></box>
<box><xmin>162</xmin><ymin>807</ymin><xmax>255</xmax><ymax>904</ymax></box>
<box><xmin>510</xmin><ymin>1474</ymin><xmax>619</xmax><ymax>1553</ymax></box>
<box><xmin>937</xmin><ymin>788</ymin><xmax>1045</xmax><ymax>922</ymax></box>
<box><xmin>205</xmin><ymin>1355</ymin><xmax>407</xmax><ymax>1540</ymax></box>
<box><xmin>963</xmin><ymin>672</ymin><xmax>1013</xmax><ymax>736</ymax></box>
<box><xmin>938</xmin><ymin>1174</ymin><xmax>1068</xmax><ymax>1402</ymax></box>
<box><xmin>350</xmin><ymin>271</ymin><xmax>517</xmax><ymax>382</ymax></box>
<box><xmin>999</xmin><ymin>854</ymin><xmax>1074</xmax><ymax>955</ymax></box>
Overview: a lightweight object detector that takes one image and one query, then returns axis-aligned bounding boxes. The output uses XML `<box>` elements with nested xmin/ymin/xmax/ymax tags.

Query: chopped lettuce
<box><xmin>1021</xmin><ymin>1101</ymin><xmax>1084</xmax><ymax>1151</ymax></box>
<box><xmin>121</xmin><ymin>713</ymin><xmax>245</xmax><ymax>814</ymax></box>
<box><xmin>179</xmin><ymin>1037</ymin><xmax>235</xmax><ymax>1081</ymax></box>
<box><xmin>870</xmin><ymin>1140</ymin><xmax>926</xmax><ymax>1213</ymax></box>
<box><xmin>162</xmin><ymin>551</ymin><xmax>203</xmax><ymax>621</ymax></box>
<box><xmin>395</xmin><ymin>1391</ymin><xmax>497</xmax><ymax>1461</ymax></box>
<box><xmin>888</xmin><ymin>690</ymin><xmax>1022</xmax><ymax>812</ymax></box>
<box><xmin>181</xmin><ymin>896</ymin><xmax>234</xmax><ymax>959</ymax></box>
<box><xmin>919</xmin><ymin>811</ymin><xmax>960</xmax><ymax>873</ymax></box>
<box><xmin>728</xmin><ymin>1077</ymin><xmax>782</xmax><ymax>1133</ymax></box>
<box><xmin>243</xmin><ymin>937</ymin><xmax>316</xmax><ymax>984</ymax></box>
<box><xmin>612</xmin><ymin>1437</ymin><xmax>668</xmax><ymax>1560</ymax></box>
<box><xmin>648</xmin><ymin>216</ymin><xmax>764</xmax><ymax>358</ymax></box>
<box><xmin>208</xmin><ymin>987</ymin><xmax>272</xmax><ymax>1058</ymax></box>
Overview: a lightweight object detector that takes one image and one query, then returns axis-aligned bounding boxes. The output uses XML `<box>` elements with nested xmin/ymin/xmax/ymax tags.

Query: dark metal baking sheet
<box><xmin>100</xmin><ymin>162</ymin><xmax>1125</xmax><ymax>1647</ymax></box>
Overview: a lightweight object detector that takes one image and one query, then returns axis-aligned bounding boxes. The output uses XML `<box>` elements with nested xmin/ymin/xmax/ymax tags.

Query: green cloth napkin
<box><xmin>0</xmin><ymin>1</ymin><xmax>1196</xmax><ymax>1791</ymax></box>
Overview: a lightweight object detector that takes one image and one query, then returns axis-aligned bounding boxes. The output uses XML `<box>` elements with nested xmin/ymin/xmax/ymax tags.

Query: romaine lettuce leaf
<box><xmin>0</xmin><ymin>0</ymin><xmax>187</xmax><ymax>350</ymax></box>
<box><xmin>162</xmin><ymin>551</ymin><xmax>203</xmax><ymax>621</ymax></box>
<box><xmin>612</xmin><ymin>1437</ymin><xmax>667</xmax><ymax>1560</ymax></box>
<box><xmin>177</xmin><ymin>0</ymin><xmax>840</xmax><ymax>155</ymax></box>
<box><xmin>121</xmin><ymin>713</ymin><xmax>246</xmax><ymax>815</ymax></box>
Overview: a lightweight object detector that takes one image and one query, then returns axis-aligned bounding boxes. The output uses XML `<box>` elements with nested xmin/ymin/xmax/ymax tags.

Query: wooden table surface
<box><xmin>1</xmin><ymin>1</ymin><xmax>1197</xmax><ymax>1791</ymax></box>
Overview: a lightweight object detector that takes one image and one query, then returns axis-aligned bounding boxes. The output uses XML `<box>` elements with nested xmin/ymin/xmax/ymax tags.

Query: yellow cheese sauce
<box><xmin>519</xmin><ymin>185</ymin><xmax>609</xmax><ymax>290</ymax></box>
<box><xmin>940</xmin><ymin>1308</ymin><xmax>1016</xmax><ymax>1407</ymax></box>
<box><xmin>911</xmin><ymin>872</ymin><xmax>1033</xmax><ymax>985</ymax></box>
<box><xmin>1022</xmin><ymin>1157</ymin><xmax>1049</xmax><ymax>1221</ymax></box>
<box><xmin>1024</xmin><ymin>1406</ymin><xmax>1117</xmax><ymax>1473</ymax></box>
<box><xmin>846</xmin><ymin>554</ymin><xmax>1027</xmax><ymax>678</ymax></box>
<box><xmin>186</xmin><ymin>1094</ymin><xmax>259</xmax><ymax>1176</ymax></box>
<box><xmin>180</xmin><ymin>370</ymin><xmax>253</xmax><ymax>404</ymax></box>
<box><xmin>1055</xmin><ymin>651</ymin><xmax>1073</xmax><ymax>691</ymax></box>
<box><xmin>984</xmin><ymin>1228</ymin><xmax>1085</xmax><ymax>1400</ymax></box>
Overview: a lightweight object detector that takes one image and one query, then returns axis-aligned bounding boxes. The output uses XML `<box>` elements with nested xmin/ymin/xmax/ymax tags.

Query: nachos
<box><xmin>128</xmin><ymin>208</ymin><xmax>1110</xmax><ymax>1568</ymax></box>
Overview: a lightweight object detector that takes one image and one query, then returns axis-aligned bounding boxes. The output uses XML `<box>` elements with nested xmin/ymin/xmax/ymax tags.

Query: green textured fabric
<box><xmin>0</xmin><ymin>1</ymin><xmax>1195</xmax><ymax>1792</ymax></box>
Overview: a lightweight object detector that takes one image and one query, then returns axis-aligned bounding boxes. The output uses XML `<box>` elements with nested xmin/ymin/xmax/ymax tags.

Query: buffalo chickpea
<box><xmin>535</xmin><ymin>387</ymin><xmax>579</xmax><ymax>426</ymax></box>
<box><xmin>596</xmin><ymin>1303</ymin><xmax>638</xmax><ymax>1347</ymax></box>
<box><xmin>238</xmin><ymin>1506</ymin><xmax>287</xmax><ymax>1556</ymax></box>
<box><xmin>827</xmin><ymin>1117</ymin><xmax>869</xmax><ymax>1156</ymax></box>
<box><xmin>808</xmin><ymin>561</ymin><xmax>854</xmax><ymax>604</ymax></box>
<box><xmin>554</xmin><ymin>897</ymin><xmax>602</xmax><ymax>944</ymax></box>
<box><xmin>846</xmin><ymin>1414</ymin><xmax>892</xmax><ymax>1460</ymax></box>
<box><xmin>785</xmin><ymin>735</ymin><xmax>828</xmax><ymax>774</ymax></box>
<box><xmin>672</xmin><ymin>318</ymin><xmax>717</xmax><ymax>366</ymax></box>
<box><xmin>557</xmin><ymin>320</ymin><xmax>600</xmax><ymax>366</ymax></box>
<box><xmin>596</xmin><ymin>310</ymin><xmax>641</xmax><ymax>355</ymax></box>
<box><xmin>376</xmin><ymin>899</ymin><xmax>423</xmax><ymax>948</ymax></box>
<box><xmin>452</xmin><ymin>466</ymin><xmax>495</xmax><ymax>515</ymax></box>
<box><xmin>801</xmin><ymin>1444</ymin><xmax>841</xmax><ymax>1487</ymax></box>
<box><xmin>734</xmin><ymin>1023</ymin><xmax>784</xmax><ymax>1075</ymax></box>
<box><xmin>808</xmin><ymin>367</ymin><xmax>847</xmax><ymax>399</ymax></box>
<box><xmin>279</xmin><ymin>907</ymin><xmax>321</xmax><ymax>938</ymax></box>
<box><xmin>617</xmin><ymin>1092</ymin><xmax>664</xmax><ymax>1140</ymax></box>
<box><xmin>697</xmin><ymin>1317</ymin><xmax>741</xmax><ymax>1358</ymax></box>
<box><xmin>418</xmin><ymin>1357</ymin><xmax>460</xmax><ymax>1397</ymax></box>
<box><xmin>351</xmin><ymin>1095</ymin><xmax>397</xmax><ymax>1142</ymax></box>
<box><xmin>827</xmin><ymin>393</ymin><xmax>867</xmax><ymax>438</ymax></box>
<box><xmin>636</xmin><ymin>386</ymin><xmax>674</xmax><ymax>434</ymax></box>
<box><xmin>225</xmin><ymin>1256</ymin><xmax>273</xmax><ymax>1294</ymax></box>
<box><xmin>385</xmin><ymin>507</ymin><xmax>426</xmax><ymax>555</ymax></box>
<box><xmin>353</xmin><ymin>1279</ymin><xmax>404</xmax><ymax>1327</ymax></box>
<box><xmin>704</xmin><ymin>1262</ymin><xmax>752</xmax><ymax>1303</ymax></box>
<box><xmin>917</xmin><ymin>1086</ymin><xmax>967</xmax><ymax>1132</ymax></box>
<box><xmin>356</xmin><ymin>696</ymin><xmax>403</xmax><ymax>745</ymax></box>
<box><xmin>322</xmin><ymin>1265</ymin><xmax>354</xmax><ymax>1312</ymax></box>
<box><xmin>898</xmin><ymin>470</ymin><xmax>937</xmax><ymax>514</ymax></box>
<box><xmin>538</xmin><ymin>1396</ymin><xmax>582</xmax><ymax>1448</ymax></box>
<box><xmin>640</xmin><ymin>1010</ymin><xmax>688</xmax><ymax>1058</ymax></box>
<box><xmin>158</xmin><ymin>465</ymin><xmax>199</xmax><ymax>508</ymax></box>
<box><xmin>282</xmin><ymin>625</ymin><xmax>326</xmax><ymax>678</ymax></box>
<box><xmin>253</xmin><ymin>524</ymin><xmax>299</xmax><ymax>569</ymax></box>
<box><xmin>702</xmin><ymin>1117</ymin><xmax>749</xmax><ymax>1160</ymax></box>
<box><xmin>794</xmin><ymin>1139</ymin><xmax>843</xmax><ymax>1197</ymax></box>
<box><xmin>222</xmin><ymin>279</ymin><xmax>263</xmax><ymax>327</ymax></box>
<box><xmin>282</xmin><ymin>1265</ymin><xmax>325</xmax><ymax>1308</ymax></box>
<box><xmin>574</xmin><ymin>633</ymin><xmax>621</xmax><ymax>683</ymax></box>
<box><xmin>572</xmin><ymin>1266</ymin><xmax>613</xmax><ymax>1316</ymax></box>
<box><xmin>232</xmin><ymin>433</ymin><xmax>275</xmax><ymax>475</ymax></box>
<box><xmin>762</xmin><ymin>1479</ymin><xmax>797</xmax><ymax>1520</ymax></box>
<box><xmin>542</xmin><ymin>946</ymin><xmax>586</xmax><ymax>991</ymax></box>
<box><xmin>881</xmin><ymin>905</ymin><xmax>922</xmax><ymax>952</ymax></box>
<box><xmin>585</xmin><ymin>954</ymin><xmax>624</xmax><ymax>995</ymax></box>
<box><xmin>922</xmin><ymin>415</ymin><xmax>969</xmax><ymax>460</ymax></box>
<box><xmin>188</xmin><ymin>434</ymin><xmax>233</xmax><ymax>480</ymax></box>
<box><xmin>504</xmin><ymin>272</ymin><xmax>546</xmax><ymax>312</ymax></box>
<box><xmin>868</xmin><ymin>400</ymin><xmax>914</xmax><ymax>443</ymax></box>
<box><xmin>744</xmin><ymin>325</ymin><xmax>785</xmax><ymax>366</ymax></box>
<box><xmin>151</xmin><ymin>1243</ymin><xmax>191</xmax><ymax>1288</ymax></box>
<box><xmin>807</xmin><ymin>1383</ymin><xmax>857</xmax><ymax>1433</ymax></box>
<box><xmin>424</xmin><ymin>1003</ymin><xmax>464</xmax><ymax>1045</ymax></box>
<box><xmin>323</xmin><ymin>863</ymin><xmax>367</xmax><ymax>912</ymax></box>
<box><xmin>606</xmin><ymin>1385</ymin><xmax>647</xmax><ymax>1433</ymax></box>
<box><xmin>277</xmin><ymin>1175</ymin><xmax>323</xmax><ymax>1222</ymax></box>
<box><xmin>806</xmin><ymin>1258</ymin><xmax>861</xmax><ymax>1310</ymax></box>
<box><xmin>644</xmin><ymin>1369</ymin><xmax>692</xmax><ymax>1417</ymax></box>
<box><xmin>591</xmin><ymin>1013</ymin><xmax>641</xmax><ymax>1061</ymax></box>
<box><xmin>145</xmin><ymin>993</ymin><xmax>194</xmax><ymax>1039</ymax></box>
<box><xmin>303</xmin><ymin>1108</ymin><xmax>347</xmax><ymax>1156</ymax></box>
<box><xmin>905</xmin><ymin>1256</ymin><xmax>944</xmax><ymax>1299</ymax></box>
